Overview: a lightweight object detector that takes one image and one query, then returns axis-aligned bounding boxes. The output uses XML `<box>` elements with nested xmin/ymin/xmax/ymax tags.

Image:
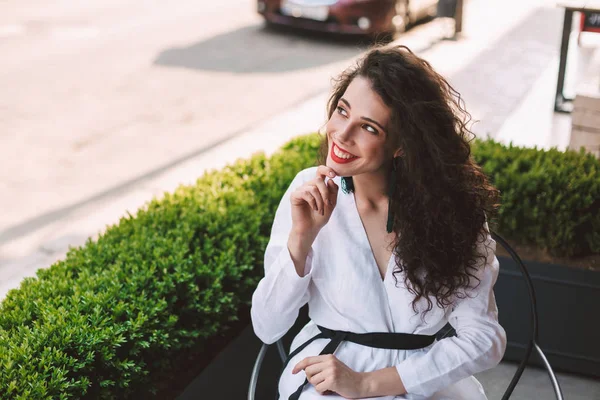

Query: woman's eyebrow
<box><xmin>362</xmin><ymin>117</ymin><xmax>386</xmax><ymax>133</ymax></box>
<box><xmin>340</xmin><ymin>97</ymin><xmax>387</xmax><ymax>132</ymax></box>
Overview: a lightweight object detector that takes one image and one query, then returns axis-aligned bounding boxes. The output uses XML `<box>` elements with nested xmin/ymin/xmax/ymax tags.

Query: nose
<box><xmin>335</xmin><ymin>120</ymin><xmax>353</xmax><ymax>143</ymax></box>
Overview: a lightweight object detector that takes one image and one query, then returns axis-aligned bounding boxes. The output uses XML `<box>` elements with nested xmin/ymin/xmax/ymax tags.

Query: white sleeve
<box><xmin>250</xmin><ymin>168</ymin><xmax>317</xmax><ymax>345</ymax></box>
<box><xmin>395</xmin><ymin>225</ymin><xmax>507</xmax><ymax>397</ymax></box>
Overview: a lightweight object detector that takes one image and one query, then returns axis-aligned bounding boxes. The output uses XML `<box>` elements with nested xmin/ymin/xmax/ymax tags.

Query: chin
<box><xmin>327</xmin><ymin>161</ymin><xmax>352</xmax><ymax>177</ymax></box>
<box><xmin>325</xmin><ymin>157</ymin><xmax>342</xmax><ymax>174</ymax></box>
<box><xmin>325</xmin><ymin>157</ymin><xmax>334</xmax><ymax>170</ymax></box>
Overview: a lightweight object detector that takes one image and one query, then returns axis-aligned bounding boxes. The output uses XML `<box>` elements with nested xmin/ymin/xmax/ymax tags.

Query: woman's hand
<box><xmin>289</xmin><ymin>165</ymin><xmax>339</xmax><ymax>237</ymax></box>
<box><xmin>292</xmin><ymin>354</ymin><xmax>367</xmax><ymax>398</ymax></box>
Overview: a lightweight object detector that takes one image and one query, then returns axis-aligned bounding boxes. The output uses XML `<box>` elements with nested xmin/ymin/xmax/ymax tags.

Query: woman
<box><xmin>251</xmin><ymin>45</ymin><xmax>506</xmax><ymax>400</ymax></box>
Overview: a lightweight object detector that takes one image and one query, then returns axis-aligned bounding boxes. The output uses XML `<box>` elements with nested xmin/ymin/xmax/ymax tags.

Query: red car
<box><xmin>257</xmin><ymin>0</ymin><xmax>439</xmax><ymax>36</ymax></box>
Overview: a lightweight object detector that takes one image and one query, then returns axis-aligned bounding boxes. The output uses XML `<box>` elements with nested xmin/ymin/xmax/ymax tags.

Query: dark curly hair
<box><xmin>317</xmin><ymin>45</ymin><xmax>500</xmax><ymax>313</ymax></box>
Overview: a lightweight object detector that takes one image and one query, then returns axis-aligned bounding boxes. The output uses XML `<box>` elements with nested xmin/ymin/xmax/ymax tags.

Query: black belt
<box><xmin>278</xmin><ymin>325</ymin><xmax>437</xmax><ymax>400</ymax></box>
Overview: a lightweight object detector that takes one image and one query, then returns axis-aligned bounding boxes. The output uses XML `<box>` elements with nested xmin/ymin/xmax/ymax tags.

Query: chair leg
<box><xmin>492</xmin><ymin>231</ymin><xmax>564</xmax><ymax>400</ymax></box>
<box><xmin>501</xmin><ymin>339</ymin><xmax>534</xmax><ymax>400</ymax></box>
<box><xmin>277</xmin><ymin>340</ymin><xmax>287</xmax><ymax>363</ymax></box>
<box><xmin>534</xmin><ymin>342</ymin><xmax>564</xmax><ymax>400</ymax></box>
<box><xmin>248</xmin><ymin>343</ymin><xmax>269</xmax><ymax>400</ymax></box>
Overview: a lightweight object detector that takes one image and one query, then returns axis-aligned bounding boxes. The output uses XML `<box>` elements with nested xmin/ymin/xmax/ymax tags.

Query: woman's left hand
<box><xmin>292</xmin><ymin>354</ymin><xmax>366</xmax><ymax>398</ymax></box>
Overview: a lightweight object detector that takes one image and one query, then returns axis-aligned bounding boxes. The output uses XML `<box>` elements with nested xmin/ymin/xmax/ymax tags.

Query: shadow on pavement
<box><xmin>154</xmin><ymin>22</ymin><xmax>374</xmax><ymax>74</ymax></box>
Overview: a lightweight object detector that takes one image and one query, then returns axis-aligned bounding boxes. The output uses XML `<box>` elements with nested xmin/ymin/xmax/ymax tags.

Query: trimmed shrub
<box><xmin>472</xmin><ymin>140</ymin><xmax>600</xmax><ymax>257</ymax></box>
<box><xmin>0</xmin><ymin>133</ymin><xmax>597</xmax><ymax>398</ymax></box>
<box><xmin>0</xmin><ymin>135</ymin><xmax>320</xmax><ymax>399</ymax></box>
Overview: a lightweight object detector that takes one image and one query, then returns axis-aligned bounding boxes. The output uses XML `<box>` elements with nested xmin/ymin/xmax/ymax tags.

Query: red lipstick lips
<box><xmin>330</xmin><ymin>143</ymin><xmax>358</xmax><ymax>164</ymax></box>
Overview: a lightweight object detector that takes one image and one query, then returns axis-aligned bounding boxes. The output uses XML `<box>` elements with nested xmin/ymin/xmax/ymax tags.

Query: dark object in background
<box><xmin>495</xmin><ymin>254</ymin><xmax>600</xmax><ymax>378</ymax></box>
<box><xmin>436</xmin><ymin>0</ymin><xmax>457</xmax><ymax>18</ymax></box>
<box><xmin>581</xmin><ymin>11</ymin><xmax>600</xmax><ymax>32</ymax></box>
<box><xmin>257</xmin><ymin>0</ymin><xmax>439</xmax><ymax>37</ymax></box>
<box><xmin>436</xmin><ymin>0</ymin><xmax>463</xmax><ymax>36</ymax></box>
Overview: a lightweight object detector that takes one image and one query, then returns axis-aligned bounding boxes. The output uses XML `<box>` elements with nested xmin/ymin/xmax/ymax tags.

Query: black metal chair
<box><xmin>248</xmin><ymin>232</ymin><xmax>565</xmax><ymax>400</ymax></box>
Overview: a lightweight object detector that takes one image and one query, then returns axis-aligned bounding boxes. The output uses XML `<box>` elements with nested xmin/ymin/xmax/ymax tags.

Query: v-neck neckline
<box><xmin>348</xmin><ymin>191</ymin><xmax>394</xmax><ymax>283</ymax></box>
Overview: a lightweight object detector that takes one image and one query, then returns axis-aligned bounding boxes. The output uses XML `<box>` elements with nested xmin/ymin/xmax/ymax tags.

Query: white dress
<box><xmin>251</xmin><ymin>167</ymin><xmax>506</xmax><ymax>400</ymax></box>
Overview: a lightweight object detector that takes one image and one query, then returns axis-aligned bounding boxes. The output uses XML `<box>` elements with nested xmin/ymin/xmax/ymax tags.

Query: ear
<box><xmin>393</xmin><ymin>148</ymin><xmax>404</xmax><ymax>158</ymax></box>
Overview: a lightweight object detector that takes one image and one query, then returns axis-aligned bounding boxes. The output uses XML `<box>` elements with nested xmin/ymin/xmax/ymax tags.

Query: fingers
<box><xmin>314</xmin><ymin>377</ymin><xmax>332</xmax><ymax>395</ymax></box>
<box><xmin>309</xmin><ymin>371</ymin><xmax>329</xmax><ymax>393</ymax></box>
<box><xmin>306</xmin><ymin>186</ymin><xmax>324</xmax><ymax>214</ymax></box>
<box><xmin>292</xmin><ymin>356</ymin><xmax>324</xmax><ymax>374</ymax></box>
<box><xmin>304</xmin><ymin>179</ymin><xmax>334</xmax><ymax>216</ymax></box>
<box><xmin>293</xmin><ymin>185</ymin><xmax>328</xmax><ymax>216</ymax></box>
<box><xmin>313</xmin><ymin>178</ymin><xmax>330</xmax><ymax>211</ymax></box>
<box><xmin>326</xmin><ymin>178</ymin><xmax>339</xmax><ymax>207</ymax></box>
<box><xmin>293</xmin><ymin>355</ymin><xmax>341</xmax><ymax>396</ymax></box>
<box><xmin>292</xmin><ymin>357</ymin><xmax>311</xmax><ymax>374</ymax></box>
<box><xmin>303</xmin><ymin>363</ymin><xmax>323</xmax><ymax>380</ymax></box>
<box><xmin>291</xmin><ymin>165</ymin><xmax>340</xmax><ymax>216</ymax></box>
<box><xmin>302</xmin><ymin>359</ymin><xmax>333</xmax><ymax>395</ymax></box>
<box><xmin>314</xmin><ymin>165</ymin><xmax>339</xmax><ymax>213</ymax></box>
<box><xmin>316</xmin><ymin>165</ymin><xmax>337</xmax><ymax>180</ymax></box>
<box><xmin>299</xmin><ymin>190</ymin><xmax>319</xmax><ymax>213</ymax></box>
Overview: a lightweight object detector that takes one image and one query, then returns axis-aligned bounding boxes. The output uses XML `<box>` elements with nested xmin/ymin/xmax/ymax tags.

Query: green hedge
<box><xmin>0</xmin><ymin>134</ymin><xmax>598</xmax><ymax>398</ymax></box>
<box><xmin>0</xmin><ymin>135</ymin><xmax>320</xmax><ymax>399</ymax></box>
<box><xmin>472</xmin><ymin>140</ymin><xmax>600</xmax><ymax>256</ymax></box>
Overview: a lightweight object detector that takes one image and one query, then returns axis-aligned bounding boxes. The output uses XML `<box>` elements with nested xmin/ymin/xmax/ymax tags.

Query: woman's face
<box><xmin>325</xmin><ymin>76</ymin><xmax>392</xmax><ymax>178</ymax></box>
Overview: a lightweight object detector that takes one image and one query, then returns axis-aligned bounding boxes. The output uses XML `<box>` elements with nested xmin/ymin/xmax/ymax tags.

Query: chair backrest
<box><xmin>248</xmin><ymin>231</ymin><xmax>564</xmax><ymax>400</ymax></box>
<box><xmin>490</xmin><ymin>232</ymin><xmax>564</xmax><ymax>400</ymax></box>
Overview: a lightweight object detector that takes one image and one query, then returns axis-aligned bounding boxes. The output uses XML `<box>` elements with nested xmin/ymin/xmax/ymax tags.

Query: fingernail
<box><xmin>329</xmin><ymin>172</ymin><xmax>335</xmax><ymax>177</ymax></box>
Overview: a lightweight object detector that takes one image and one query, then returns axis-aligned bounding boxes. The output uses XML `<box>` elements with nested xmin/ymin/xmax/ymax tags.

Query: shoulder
<box><xmin>296</xmin><ymin>166</ymin><xmax>318</xmax><ymax>181</ymax></box>
<box><xmin>288</xmin><ymin>166</ymin><xmax>319</xmax><ymax>188</ymax></box>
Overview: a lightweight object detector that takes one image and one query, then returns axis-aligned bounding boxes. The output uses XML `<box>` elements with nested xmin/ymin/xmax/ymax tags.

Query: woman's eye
<box><xmin>336</xmin><ymin>106</ymin><xmax>347</xmax><ymax>116</ymax></box>
<box><xmin>363</xmin><ymin>125</ymin><xmax>378</xmax><ymax>135</ymax></box>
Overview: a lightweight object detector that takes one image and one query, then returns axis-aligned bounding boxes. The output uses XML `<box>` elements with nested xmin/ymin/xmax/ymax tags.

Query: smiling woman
<box><xmin>251</xmin><ymin>44</ymin><xmax>505</xmax><ymax>400</ymax></box>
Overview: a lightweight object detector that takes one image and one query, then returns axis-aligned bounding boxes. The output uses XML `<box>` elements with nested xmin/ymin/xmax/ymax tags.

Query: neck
<box><xmin>351</xmin><ymin>170</ymin><xmax>390</xmax><ymax>210</ymax></box>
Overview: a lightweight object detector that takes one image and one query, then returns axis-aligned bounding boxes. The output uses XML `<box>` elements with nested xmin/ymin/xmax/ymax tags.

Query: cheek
<box><xmin>325</xmin><ymin>116</ymin><xmax>339</xmax><ymax>134</ymax></box>
<box><xmin>359</xmin><ymin>137</ymin><xmax>385</xmax><ymax>157</ymax></box>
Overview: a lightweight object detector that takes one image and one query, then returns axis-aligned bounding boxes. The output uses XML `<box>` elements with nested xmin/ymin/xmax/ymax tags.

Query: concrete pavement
<box><xmin>0</xmin><ymin>0</ymin><xmax>369</xmax><ymax>236</ymax></box>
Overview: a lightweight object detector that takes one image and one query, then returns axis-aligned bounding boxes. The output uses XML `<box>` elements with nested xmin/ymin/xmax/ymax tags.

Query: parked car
<box><xmin>257</xmin><ymin>0</ymin><xmax>439</xmax><ymax>36</ymax></box>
